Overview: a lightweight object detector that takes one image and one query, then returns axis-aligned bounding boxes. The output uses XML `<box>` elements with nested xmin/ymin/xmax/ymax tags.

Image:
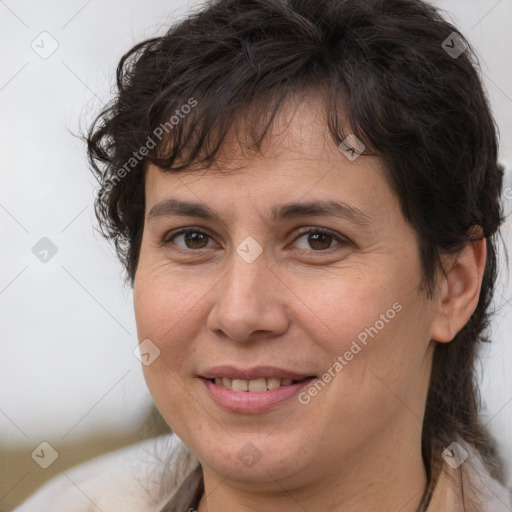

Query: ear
<box><xmin>430</xmin><ymin>226</ymin><xmax>487</xmax><ymax>343</ymax></box>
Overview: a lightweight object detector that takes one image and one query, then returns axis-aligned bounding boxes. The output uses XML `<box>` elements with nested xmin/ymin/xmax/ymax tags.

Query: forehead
<box><xmin>143</xmin><ymin>95</ymin><xmax>397</xmax><ymax>226</ymax></box>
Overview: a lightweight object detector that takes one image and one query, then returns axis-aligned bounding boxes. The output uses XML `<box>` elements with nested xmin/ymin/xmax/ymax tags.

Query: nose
<box><xmin>206</xmin><ymin>248</ymin><xmax>290</xmax><ymax>343</ymax></box>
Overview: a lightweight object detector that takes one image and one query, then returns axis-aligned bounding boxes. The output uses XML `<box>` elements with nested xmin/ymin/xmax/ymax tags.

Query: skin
<box><xmin>133</xmin><ymin>94</ymin><xmax>486</xmax><ymax>512</ymax></box>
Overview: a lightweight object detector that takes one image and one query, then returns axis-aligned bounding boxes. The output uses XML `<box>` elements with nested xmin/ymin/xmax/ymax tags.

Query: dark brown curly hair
<box><xmin>85</xmin><ymin>0</ymin><xmax>509</xmax><ymax>509</ymax></box>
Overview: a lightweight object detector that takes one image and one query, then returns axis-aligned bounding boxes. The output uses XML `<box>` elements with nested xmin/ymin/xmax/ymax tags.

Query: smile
<box><xmin>199</xmin><ymin>367</ymin><xmax>317</xmax><ymax>414</ymax></box>
<box><xmin>210</xmin><ymin>377</ymin><xmax>304</xmax><ymax>392</ymax></box>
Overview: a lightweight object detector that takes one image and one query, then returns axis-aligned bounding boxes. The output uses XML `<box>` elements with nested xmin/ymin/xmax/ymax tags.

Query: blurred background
<box><xmin>1</xmin><ymin>0</ymin><xmax>511</xmax><ymax>510</ymax></box>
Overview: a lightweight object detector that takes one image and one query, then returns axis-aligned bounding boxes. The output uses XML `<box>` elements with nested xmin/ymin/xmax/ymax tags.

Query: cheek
<box><xmin>300</xmin><ymin>271</ymin><xmax>404</xmax><ymax>356</ymax></box>
<box><xmin>133</xmin><ymin>266</ymin><xmax>210</xmax><ymax>354</ymax></box>
<box><xmin>308</xmin><ymin>264</ymin><xmax>431</xmax><ymax>413</ymax></box>
<box><xmin>318</xmin><ymin>290</ymin><xmax>431</xmax><ymax>430</ymax></box>
<box><xmin>133</xmin><ymin>274</ymin><xmax>204</xmax><ymax>435</ymax></box>
<box><xmin>133</xmin><ymin>273</ymin><xmax>196</xmax><ymax>399</ymax></box>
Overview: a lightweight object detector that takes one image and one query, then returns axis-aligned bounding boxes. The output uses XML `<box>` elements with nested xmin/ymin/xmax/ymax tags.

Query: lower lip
<box><xmin>201</xmin><ymin>377</ymin><xmax>316</xmax><ymax>414</ymax></box>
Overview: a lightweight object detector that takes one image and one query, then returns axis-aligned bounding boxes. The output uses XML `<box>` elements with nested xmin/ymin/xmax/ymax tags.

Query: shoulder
<box><xmin>13</xmin><ymin>434</ymin><xmax>195</xmax><ymax>512</ymax></box>
<box><xmin>463</xmin><ymin>441</ymin><xmax>512</xmax><ymax>511</ymax></box>
<box><xmin>428</xmin><ymin>438</ymin><xmax>512</xmax><ymax>512</ymax></box>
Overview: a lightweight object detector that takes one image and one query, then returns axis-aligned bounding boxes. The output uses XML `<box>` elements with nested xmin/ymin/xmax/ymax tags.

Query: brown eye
<box><xmin>293</xmin><ymin>228</ymin><xmax>347</xmax><ymax>252</ymax></box>
<box><xmin>183</xmin><ymin>231</ymin><xmax>209</xmax><ymax>249</ymax></box>
<box><xmin>306</xmin><ymin>232</ymin><xmax>333</xmax><ymax>250</ymax></box>
<box><xmin>165</xmin><ymin>229</ymin><xmax>213</xmax><ymax>250</ymax></box>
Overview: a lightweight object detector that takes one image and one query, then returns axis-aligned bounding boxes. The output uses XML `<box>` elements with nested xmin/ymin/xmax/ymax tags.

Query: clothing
<box><xmin>13</xmin><ymin>434</ymin><xmax>512</xmax><ymax>511</ymax></box>
<box><xmin>13</xmin><ymin>435</ymin><xmax>186</xmax><ymax>512</ymax></box>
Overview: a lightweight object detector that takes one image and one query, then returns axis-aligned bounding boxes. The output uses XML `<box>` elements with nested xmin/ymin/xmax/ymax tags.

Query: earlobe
<box><xmin>430</xmin><ymin>226</ymin><xmax>486</xmax><ymax>343</ymax></box>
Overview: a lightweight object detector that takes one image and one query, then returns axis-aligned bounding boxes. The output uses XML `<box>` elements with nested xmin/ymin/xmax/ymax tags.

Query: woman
<box><xmin>15</xmin><ymin>0</ymin><xmax>512</xmax><ymax>510</ymax></box>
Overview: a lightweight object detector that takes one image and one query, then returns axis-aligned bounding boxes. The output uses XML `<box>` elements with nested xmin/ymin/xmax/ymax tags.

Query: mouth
<box><xmin>207</xmin><ymin>376</ymin><xmax>314</xmax><ymax>392</ymax></box>
<box><xmin>198</xmin><ymin>366</ymin><xmax>317</xmax><ymax>413</ymax></box>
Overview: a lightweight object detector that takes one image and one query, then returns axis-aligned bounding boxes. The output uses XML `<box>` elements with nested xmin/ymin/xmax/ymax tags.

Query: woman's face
<box><xmin>133</xmin><ymin>96</ymin><xmax>439</xmax><ymax>490</ymax></box>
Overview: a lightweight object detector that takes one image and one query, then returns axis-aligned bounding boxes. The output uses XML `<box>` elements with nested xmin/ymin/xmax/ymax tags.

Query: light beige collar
<box><xmin>426</xmin><ymin>442</ymin><xmax>511</xmax><ymax>512</ymax></box>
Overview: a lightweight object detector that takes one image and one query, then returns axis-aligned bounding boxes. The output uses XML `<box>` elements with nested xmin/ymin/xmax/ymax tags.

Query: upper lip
<box><xmin>200</xmin><ymin>365</ymin><xmax>314</xmax><ymax>381</ymax></box>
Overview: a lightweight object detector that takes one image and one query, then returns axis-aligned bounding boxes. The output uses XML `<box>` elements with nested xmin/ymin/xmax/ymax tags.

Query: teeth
<box><xmin>248</xmin><ymin>378</ymin><xmax>267</xmax><ymax>392</ymax></box>
<box><xmin>213</xmin><ymin>377</ymin><xmax>299</xmax><ymax>392</ymax></box>
<box><xmin>266</xmin><ymin>377</ymin><xmax>281</xmax><ymax>390</ymax></box>
<box><xmin>232</xmin><ymin>379</ymin><xmax>248</xmax><ymax>392</ymax></box>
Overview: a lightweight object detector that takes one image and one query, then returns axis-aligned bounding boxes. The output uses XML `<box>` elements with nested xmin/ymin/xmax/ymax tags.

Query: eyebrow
<box><xmin>148</xmin><ymin>198</ymin><xmax>372</xmax><ymax>227</ymax></box>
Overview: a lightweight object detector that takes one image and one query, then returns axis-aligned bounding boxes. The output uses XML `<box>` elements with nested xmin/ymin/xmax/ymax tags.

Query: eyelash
<box><xmin>162</xmin><ymin>226</ymin><xmax>349</xmax><ymax>253</ymax></box>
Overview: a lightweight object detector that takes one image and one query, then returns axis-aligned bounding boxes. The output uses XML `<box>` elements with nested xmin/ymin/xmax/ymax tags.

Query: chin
<box><xmin>192</xmin><ymin>435</ymin><xmax>316</xmax><ymax>486</ymax></box>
